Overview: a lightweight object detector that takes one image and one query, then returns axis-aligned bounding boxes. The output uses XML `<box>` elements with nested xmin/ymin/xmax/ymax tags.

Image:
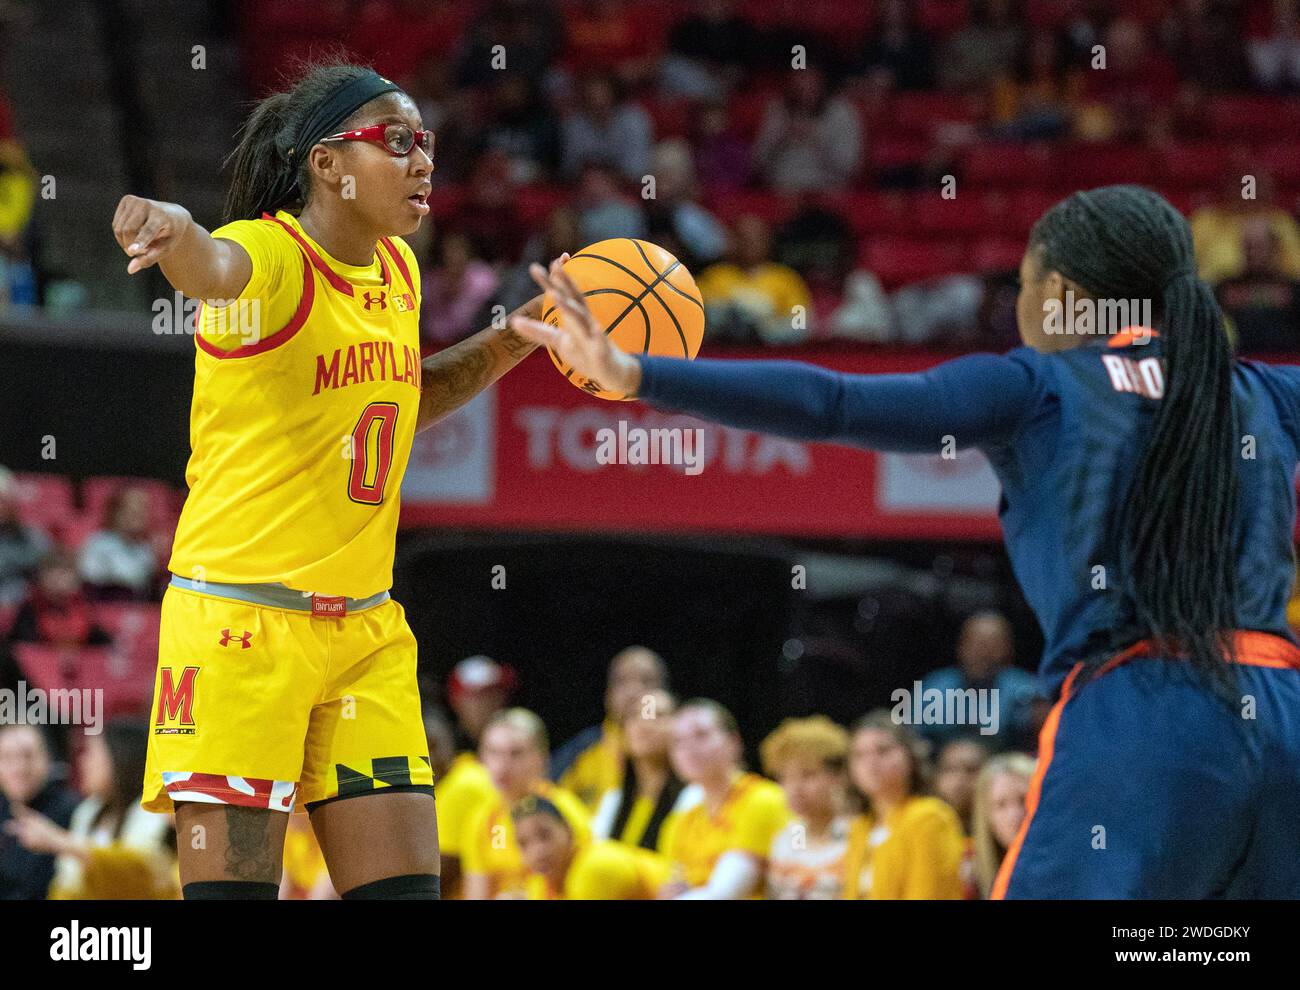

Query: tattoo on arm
<box><xmin>223</xmin><ymin>806</ymin><xmax>277</xmax><ymax>882</ymax></box>
<box><xmin>417</xmin><ymin>325</ymin><xmax>539</xmax><ymax>432</ymax></box>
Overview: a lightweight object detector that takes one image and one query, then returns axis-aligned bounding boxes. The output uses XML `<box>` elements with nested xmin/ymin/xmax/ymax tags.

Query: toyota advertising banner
<box><xmin>399</xmin><ymin>347</ymin><xmax>1005</xmax><ymax>539</ymax></box>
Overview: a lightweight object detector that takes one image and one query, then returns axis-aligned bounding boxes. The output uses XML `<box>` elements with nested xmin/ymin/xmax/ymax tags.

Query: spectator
<box><xmin>6</xmin><ymin>720</ymin><xmax>177</xmax><ymax>899</ymax></box>
<box><xmin>0</xmin><ymin>724</ymin><xmax>78</xmax><ymax>900</ymax></box>
<box><xmin>852</xmin><ymin>0</ymin><xmax>936</xmax><ymax>91</ymax></box>
<box><xmin>937</xmin><ymin>0</ymin><xmax>1026</xmax><ymax>93</ymax></box>
<box><xmin>454</xmin><ymin>0</ymin><xmax>563</xmax><ymax>90</ymax></box>
<box><xmin>698</xmin><ymin>215</ymin><xmax>812</xmax><ymax>345</ymax></box>
<box><xmin>660</xmin><ymin>0</ymin><xmax>761</xmax><ymax>99</ymax></box>
<box><xmin>842</xmin><ymin>711</ymin><xmax>966</xmax><ymax>899</ymax></box>
<box><xmin>1191</xmin><ymin>171</ymin><xmax>1300</xmax><ymax>285</ymax></box>
<box><xmin>1246</xmin><ymin>0</ymin><xmax>1300</xmax><ymax>91</ymax></box>
<box><xmin>460</xmin><ymin>708</ymin><xmax>590</xmax><ymax>899</ymax></box>
<box><xmin>1160</xmin><ymin>0</ymin><xmax>1251</xmax><ymax>92</ymax></box>
<box><xmin>446</xmin><ymin>152</ymin><xmax>529</xmax><ymax>267</ymax></box>
<box><xmin>934</xmin><ymin>738</ymin><xmax>990</xmax><ymax>836</ymax></box>
<box><xmin>561</xmin><ymin>72</ymin><xmax>654</xmax><ymax>183</ymax></box>
<box><xmin>917</xmin><ymin>611</ymin><xmax>1039</xmax><ymax>752</ymax></box>
<box><xmin>1076</xmin><ymin>18</ymin><xmax>1181</xmax><ymax>144</ymax></box>
<box><xmin>497</xmin><ymin>205</ymin><xmax>583</xmax><ymax>314</ymax></box>
<box><xmin>574</xmin><ymin>160</ymin><xmax>649</xmax><ymax>244</ymax></box>
<box><xmin>419</xmin><ymin>229</ymin><xmax>499</xmax><ymax>348</ymax></box>
<box><xmin>553</xmin><ymin>645</ymin><xmax>668</xmax><ymax>810</ymax></box>
<box><xmin>563</xmin><ymin>0</ymin><xmax>663</xmax><ymax>87</ymax></box>
<box><xmin>514</xmin><ymin>793</ymin><xmax>670</xmax><ymax>899</ymax></box>
<box><xmin>690</xmin><ymin>96</ymin><xmax>750</xmax><ymax>190</ymax></box>
<box><xmin>590</xmin><ymin>689</ymin><xmax>698</xmax><ymax>852</ymax></box>
<box><xmin>78</xmin><ymin>486</ymin><xmax>160</xmax><ymax>601</ymax></box>
<box><xmin>751</xmin><ymin>65</ymin><xmax>862</xmax><ymax>193</ymax></box>
<box><xmin>478</xmin><ymin>73</ymin><xmax>562</xmax><ymax>184</ymax></box>
<box><xmin>988</xmin><ymin>29</ymin><xmax>1080</xmax><ymax>142</ymax></box>
<box><xmin>659</xmin><ymin>699</ymin><xmax>789</xmax><ymax>899</ymax></box>
<box><xmin>0</xmin><ymin>139</ymin><xmax>38</xmax><ymax>306</ymax></box>
<box><xmin>775</xmin><ymin>195</ymin><xmax>857</xmax><ymax>331</ymax></box>
<box><xmin>971</xmin><ymin>752</ymin><xmax>1035</xmax><ymax>899</ymax></box>
<box><xmin>643</xmin><ymin>139</ymin><xmax>728</xmax><ymax>272</ymax></box>
<box><xmin>0</xmin><ymin>467</ymin><xmax>50</xmax><ymax>607</ymax></box>
<box><xmin>10</xmin><ymin>550</ymin><xmax>112</xmax><ymax>648</ymax></box>
<box><xmin>1217</xmin><ymin>217</ymin><xmax>1300</xmax><ymax>352</ymax></box>
<box><xmin>761</xmin><ymin>716</ymin><xmax>852</xmax><ymax>900</ymax></box>
<box><xmin>827</xmin><ymin>267</ymin><xmax>895</xmax><ymax>342</ymax></box>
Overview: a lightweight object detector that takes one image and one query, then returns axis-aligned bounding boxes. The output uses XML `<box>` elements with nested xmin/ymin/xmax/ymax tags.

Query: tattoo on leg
<box><xmin>223</xmin><ymin>806</ymin><xmax>276</xmax><ymax>881</ymax></box>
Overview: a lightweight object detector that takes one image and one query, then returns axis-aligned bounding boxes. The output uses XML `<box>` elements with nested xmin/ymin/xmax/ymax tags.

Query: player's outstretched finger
<box><xmin>127</xmin><ymin>238</ymin><xmax>169</xmax><ymax>275</ymax></box>
<box><xmin>128</xmin><ymin>216</ymin><xmax>166</xmax><ymax>256</ymax></box>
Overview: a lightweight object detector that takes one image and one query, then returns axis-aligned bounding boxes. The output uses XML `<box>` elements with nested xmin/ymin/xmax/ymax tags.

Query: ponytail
<box><xmin>1029</xmin><ymin>186</ymin><xmax>1240</xmax><ymax>702</ymax></box>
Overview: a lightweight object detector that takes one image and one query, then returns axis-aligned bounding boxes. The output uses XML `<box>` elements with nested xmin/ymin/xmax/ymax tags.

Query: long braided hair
<box><xmin>1029</xmin><ymin>185</ymin><xmax>1240</xmax><ymax>700</ymax></box>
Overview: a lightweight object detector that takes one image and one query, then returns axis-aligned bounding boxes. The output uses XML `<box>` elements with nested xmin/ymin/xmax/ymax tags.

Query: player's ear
<box><xmin>306</xmin><ymin>143</ymin><xmax>344</xmax><ymax>189</ymax></box>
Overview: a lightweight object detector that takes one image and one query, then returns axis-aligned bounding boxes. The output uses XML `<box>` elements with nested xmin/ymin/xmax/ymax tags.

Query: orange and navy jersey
<box><xmin>167</xmin><ymin>210</ymin><xmax>422</xmax><ymax>599</ymax></box>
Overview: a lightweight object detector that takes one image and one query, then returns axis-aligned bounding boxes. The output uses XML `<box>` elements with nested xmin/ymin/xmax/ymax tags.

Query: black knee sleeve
<box><xmin>183</xmin><ymin>880</ymin><xmax>280</xmax><ymax>900</ymax></box>
<box><xmin>341</xmin><ymin>873</ymin><xmax>440</xmax><ymax>900</ymax></box>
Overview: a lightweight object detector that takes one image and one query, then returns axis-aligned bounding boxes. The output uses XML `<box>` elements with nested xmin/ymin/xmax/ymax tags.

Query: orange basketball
<box><xmin>542</xmin><ymin>239</ymin><xmax>705</xmax><ymax>400</ymax></box>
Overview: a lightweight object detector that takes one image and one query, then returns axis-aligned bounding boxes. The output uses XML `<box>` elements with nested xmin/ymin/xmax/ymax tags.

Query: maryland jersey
<box><xmin>168</xmin><ymin>210</ymin><xmax>422</xmax><ymax>599</ymax></box>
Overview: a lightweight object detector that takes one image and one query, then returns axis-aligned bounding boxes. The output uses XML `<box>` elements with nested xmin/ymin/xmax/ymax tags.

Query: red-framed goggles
<box><xmin>320</xmin><ymin>122</ymin><xmax>434</xmax><ymax>159</ymax></box>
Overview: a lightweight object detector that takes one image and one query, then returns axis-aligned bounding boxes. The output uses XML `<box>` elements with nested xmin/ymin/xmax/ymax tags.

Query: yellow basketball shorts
<box><xmin>142</xmin><ymin>581</ymin><xmax>433</xmax><ymax>813</ymax></box>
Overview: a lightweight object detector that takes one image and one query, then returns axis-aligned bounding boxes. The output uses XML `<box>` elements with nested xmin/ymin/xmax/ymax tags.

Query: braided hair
<box><xmin>1029</xmin><ymin>185</ymin><xmax>1240</xmax><ymax>701</ymax></box>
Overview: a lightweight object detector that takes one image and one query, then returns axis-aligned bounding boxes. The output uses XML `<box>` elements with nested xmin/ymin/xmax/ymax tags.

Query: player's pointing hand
<box><xmin>510</xmin><ymin>253</ymin><xmax>643</xmax><ymax>398</ymax></box>
<box><xmin>112</xmin><ymin>194</ymin><xmax>194</xmax><ymax>274</ymax></box>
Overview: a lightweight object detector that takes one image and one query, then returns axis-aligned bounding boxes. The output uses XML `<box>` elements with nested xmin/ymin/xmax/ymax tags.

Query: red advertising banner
<box><xmin>398</xmin><ymin>347</ymin><xmax>1005</xmax><ymax>539</ymax></box>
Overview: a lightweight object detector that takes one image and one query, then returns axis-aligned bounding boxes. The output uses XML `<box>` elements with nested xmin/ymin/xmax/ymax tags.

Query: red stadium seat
<box><xmin>1008</xmin><ymin>189</ymin><xmax>1060</xmax><ymax>237</ymax></box>
<box><xmin>514</xmin><ymin>185</ymin><xmax>569</xmax><ymax>227</ymax></box>
<box><xmin>1254</xmin><ymin>142</ymin><xmax>1300</xmax><ymax>186</ymax></box>
<box><xmin>868</xmin><ymin>136</ymin><xmax>933</xmax><ymax>172</ymax></box>
<box><xmin>703</xmin><ymin>188</ymin><xmax>794</xmax><ymax>226</ymax></box>
<box><xmin>1056</xmin><ymin>144</ymin><xmax>1158</xmax><ymax>189</ymax></box>
<box><xmin>915</xmin><ymin>0</ymin><xmax>970</xmax><ymax>34</ymax></box>
<box><xmin>962</xmin><ymin>143</ymin><xmax>1056</xmax><ymax>189</ymax></box>
<box><xmin>832</xmin><ymin>191</ymin><xmax>914</xmax><ymax>236</ymax></box>
<box><xmin>92</xmin><ymin>603</ymin><xmax>161</xmax><ymax>669</ymax></box>
<box><xmin>10</xmin><ymin>473</ymin><xmax>75</xmax><ymax>532</ymax></box>
<box><xmin>972</xmin><ymin>237</ymin><xmax>1026</xmax><ymax>274</ymax></box>
<box><xmin>13</xmin><ymin>642</ymin><xmax>83</xmax><ymax>691</ymax></box>
<box><xmin>1158</xmin><ymin>142</ymin><xmax>1235</xmax><ymax>190</ymax></box>
<box><xmin>911</xmin><ymin>192</ymin><xmax>1007</xmax><ymax>237</ymax></box>
<box><xmin>1205</xmin><ymin>95</ymin><xmax>1300</xmax><ymax>140</ymax></box>
<box><xmin>81</xmin><ymin>476</ymin><xmax>182</xmax><ymax>531</ymax></box>
<box><xmin>883</xmin><ymin>92</ymin><xmax>979</xmax><ymax>138</ymax></box>
<box><xmin>861</xmin><ymin>237</ymin><xmax>965</xmax><ymax>289</ymax></box>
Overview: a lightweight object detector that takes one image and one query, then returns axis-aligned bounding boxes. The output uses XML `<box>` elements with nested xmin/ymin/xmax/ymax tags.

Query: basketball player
<box><xmin>111</xmin><ymin>63</ymin><xmax>562</xmax><ymax>900</ymax></box>
<box><xmin>513</xmin><ymin>185</ymin><xmax>1300</xmax><ymax>898</ymax></box>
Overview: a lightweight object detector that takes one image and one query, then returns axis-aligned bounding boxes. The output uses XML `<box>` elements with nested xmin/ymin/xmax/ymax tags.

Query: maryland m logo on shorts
<box><xmin>154</xmin><ymin>666</ymin><xmax>199</xmax><ymax>735</ymax></box>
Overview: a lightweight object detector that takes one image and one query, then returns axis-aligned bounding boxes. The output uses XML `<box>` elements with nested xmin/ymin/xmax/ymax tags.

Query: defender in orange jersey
<box><xmin>112</xmin><ymin>62</ymin><xmax>565</xmax><ymax>900</ymax></box>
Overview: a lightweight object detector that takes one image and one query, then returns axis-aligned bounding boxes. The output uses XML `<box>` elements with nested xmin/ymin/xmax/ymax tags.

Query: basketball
<box><xmin>542</xmin><ymin>239</ymin><xmax>705</xmax><ymax>400</ymax></box>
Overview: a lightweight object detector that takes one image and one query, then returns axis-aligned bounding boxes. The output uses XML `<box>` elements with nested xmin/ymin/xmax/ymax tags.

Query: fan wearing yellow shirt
<box><xmin>695</xmin><ymin>215</ymin><xmax>812</xmax><ymax>345</ymax></box>
<box><xmin>842</xmin><ymin>711</ymin><xmax>966</xmax><ymax>900</ymax></box>
<box><xmin>552</xmin><ymin>645</ymin><xmax>668</xmax><ymax>810</ymax></box>
<box><xmin>514</xmin><ymin>795</ymin><xmax>671</xmax><ymax>900</ymax></box>
<box><xmin>421</xmin><ymin>703</ymin><xmax>495</xmax><ymax>899</ymax></box>
<box><xmin>659</xmin><ymin>700</ymin><xmax>790</xmax><ymax>899</ymax></box>
<box><xmin>460</xmin><ymin>709</ymin><xmax>590</xmax><ymax>899</ymax></box>
<box><xmin>112</xmin><ymin>61</ymin><xmax>560</xmax><ymax>901</ymax></box>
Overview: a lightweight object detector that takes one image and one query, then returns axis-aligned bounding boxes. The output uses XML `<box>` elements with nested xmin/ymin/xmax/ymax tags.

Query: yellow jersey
<box><xmin>436</xmin><ymin>752</ymin><xmax>497</xmax><ymax>859</ymax></box>
<box><xmin>660</xmin><ymin>772</ymin><xmax>789</xmax><ymax>891</ymax></box>
<box><xmin>168</xmin><ymin>210</ymin><xmax>422</xmax><ymax>599</ymax></box>
<box><xmin>557</xmin><ymin>719</ymin><xmax>624</xmax><ymax>810</ymax></box>
<box><xmin>460</xmin><ymin>781</ymin><xmax>591</xmax><ymax>897</ymax></box>
<box><xmin>526</xmin><ymin>839</ymin><xmax>672</xmax><ymax>900</ymax></box>
<box><xmin>841</xmin><ymin>795</ymin><xmax>966</xmax><ymax>900</ymax></box>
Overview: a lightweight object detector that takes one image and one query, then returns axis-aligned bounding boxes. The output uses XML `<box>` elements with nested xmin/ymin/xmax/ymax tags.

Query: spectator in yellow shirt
<box><xmin>842</xmin><ymin>711</ymin><xmax>966</xmax><ymax>900</ymax></box>
<box><xmin>697</xmin><ymin>215</ymin><xmax>812</xmax><ymax>345</ymax></box>
<box><xmin>460</xmin><ymin>708</ymin><xmax>590</xmax><ymax>899</ymax></box>
<box><xmin>659</xmin><ymin>699</ymin><xmax>790</xmax><ymax>898</ymax></box>
<box><xmin>1190</xmin><ymin>172</ymin><xmax>1300</xmax><ymax>285</ymax></box>
<box><xmin>971</xmin><ymin>752</ymin><xmax>1035</xmax><ymax>899</ymax></box>
<box><xmin>591</xmin><ymin>688</ymin><xmax>698</xmax><ymax>852</ymax></box>
<box><xmin>423</xmin><ymin>703</ymin><xmax>495</xmax><ymax>899</ymax></box>
<box><xmin>514</xmin><ymin>794</ymin><xmax>670</xmax><ymax>900</ymax></box>
<box><xmin>280</xmin><ymin>810</ymin><xmax>334</xmax><ymax>899</ymax></box>
<box><xmin>553</xmin><ymin>645</ymin><xmax>668</xmax><ymax>810</ymax></box>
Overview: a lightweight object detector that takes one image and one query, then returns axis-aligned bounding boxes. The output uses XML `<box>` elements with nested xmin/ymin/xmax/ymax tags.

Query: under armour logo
<box><xmin>219</xmin><ymin>628</ymin><xmax>253</xmax><ymax>649</ymax></box>
<box><xmin>361</xmin><ymin>291</ymin><xmax>387</xmax><ymax>311</ymax></box>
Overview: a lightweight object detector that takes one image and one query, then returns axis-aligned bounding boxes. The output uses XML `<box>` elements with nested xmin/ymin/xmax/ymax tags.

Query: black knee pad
<box><xmin>183</xmin><ymin>880</ymin><xmax>280</xmax><ymax>900</ymax></box>
<box><xmin>341</xmin><ymin>873</ymin><xmax>440</xmax><ymax>900</ymax></box>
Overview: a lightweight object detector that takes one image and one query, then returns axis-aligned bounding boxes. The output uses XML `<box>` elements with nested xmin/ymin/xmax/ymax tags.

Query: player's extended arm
<box><xmin>112</xmin><ymin>195</ymin><xmax>252</xmax><ymax>300</ymax></box>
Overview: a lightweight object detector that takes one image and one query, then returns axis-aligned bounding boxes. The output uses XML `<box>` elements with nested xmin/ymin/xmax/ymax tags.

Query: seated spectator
<box><xmin>460</xmin><ymin>708</ymin><xmax>590</xmax><ymax>899</ymax></box>
<box><xmin>917</xmin><ymin>612</ymin><xmax>1039</xmax><ymax>752</ymax></box>
<box><xmin>478</xmin><ymin>73</ymin><xmax>562</xmax><ymax>184</ymax></box>
<box><xmin>659</xmin><ymin>699</ymin><xmax>789</xmax><ymax>899</ymax></box>
<box><xmin>643</xmin><ymin>139</ymin><xmax>728</xmax><ymax>272</ymax></box>
<box><xmin>1161</xmin><ymin>0</ymin><xmax>1250</xmax><ymax>92</ymax></box>
<box><xmin>454</xmin><ymin>0</ymin><xmax>563</xmax><ymax>90</ymax></box>
<box><xmin>852</xmin><ymin>0</ymin><xmax>935</xmax><ymax>91</ymax></box>
<box><xmin>1246</xmin><ymin>0</ymin><xmax>1300</xmax><ymax>91</ymax></box>
<box><xmin>78</xmin><ymin>485</ymin><xmax>160</xmax><ymax>601</ymax></box>
<box><xmin>554</xmin><ymin>645</ymin><xmax>668</xmax><ymax>809</ymax></box>
<box><xmin>437</xmin><ymin>659</ymin><xmax>514</xmax><ymax>899</ymax></box>
<box><xmin>698</xmin><ymin>215</ymin><xmax>812</xmax><ymax>345</ymax></box>
<box><xmin>1075</xmin><ymin>17</ymin><xmax>1180</xmax><ymax>144</ymax></box>
<box><xmin>575</xmin><ymin>160</ymin><xmax>649</xmax><ymax>244</ymax></box>
<box><xmin>842</xmin><ymin>711</ymin><xmax>966</xmax><ymax>899</ymax></box>
<box><xmin>514</xmin><ymin>794</ymin><xmax>671</xmax><ymax>899</ymax></box>
<box><xmin>0</xmin><ymin>724</ymin><xmax>79</xmax><ymax>900</ymax></box>
<box><xmin>690</xmin><ymin>97</ymin><xmax>750</xmax><ymax>190</ymax></box>
<box><xmin>10</xmin><ymin>550</ymin><xmax>112</xmax><ymax>648</ymax></box>
<box><xmin>561</xmin><ymin>72</ymin><xmax>654</xmax><ymax>183</ymax></box>
<box><xmin>934</xmin><ymin>738</ymin><xmax>990</xmax><ymax>837</ymax></box>
<box><xmin>827</xmin><ymin>268</ymin><xmax>895</xmax><ymax>342</ymax></box>
<box><xmin>419</xmin><ymin>229</ymin><xmax>499</xmax><ymax>348</ymax></box>
<box><xmin>562</xmin><ymin>0</ymin><xmax>662</xmax><ymax>87</ymax></box>
<box><xmin>752</xmin><ymin>65</ymin><xmax>862</xmax><ymax>193</ymax></box>
<box><xmin>971</xmin><ymin>752</ymin><xmax>1035</xmax><ymax>899</ymax></box>
<box><xmin>1217</xmin><ymin>218</ymin><xmax>1300</xmax><ymax>353</ymax></box>
<box><xmin>761</xmin><ymin>716</ymin><xmax>852</xmax><ymax>900</ymax></box>
<box><xmin>775</xmin><ymin>196</ymin><xmax>857</xmax><ymax>331</ymax></box>
<box><xmin>937</xmin><ymin>0</ymin><xmax>1025</xmax><ymax>93</ymax></box>
<box><xmin>987</xmin><ymin>28</ymin><xmax>1080</xmax><ymax>142</ymax></box>
<box><xmin>591</xmin><ymin>689</ymin><xmax>698</xmax><ymax>852</ymax></box>
<box><xmin>0</xmin><ymin>138</ymin><xmax>38</xmax><ymax>306</ymax></box>
<box><xmin>0</xmin><ymin>466</ymin><xmax>50</xmax><ymax>606</ymax></box>
<box><xmin>497</xmin><ymin>206</ymin><xmax>583</xmax><ymax>314</ymax></box>
<box><xmin>5</xmin><ymin>720</ymin><xmax>177</xmax><ymax>899</ymax></box>
<box><xmin>446</xmin><ymin>152</ymin><xmax>528</xmax><ymax>266</ymax></box>
<box><xmin>659</xmin><ymin>0</ymin><xmax>761</xmax><ymax>99</ymax></box>
<box><xmin>1192</xmin><ymin>172</ymin><xmax>1300</xmax><ymax>285</ymax></box>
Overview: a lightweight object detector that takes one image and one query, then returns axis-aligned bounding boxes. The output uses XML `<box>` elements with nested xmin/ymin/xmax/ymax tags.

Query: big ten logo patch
<box><xmin>154</xmin><ymin>666</ymin><xmax>200</xmax><ymax>735</ymax></box>
<box><xmin>393</xmin><ymin>292</ymin><xmax>415</xmax><ymax>313</ymax></box>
